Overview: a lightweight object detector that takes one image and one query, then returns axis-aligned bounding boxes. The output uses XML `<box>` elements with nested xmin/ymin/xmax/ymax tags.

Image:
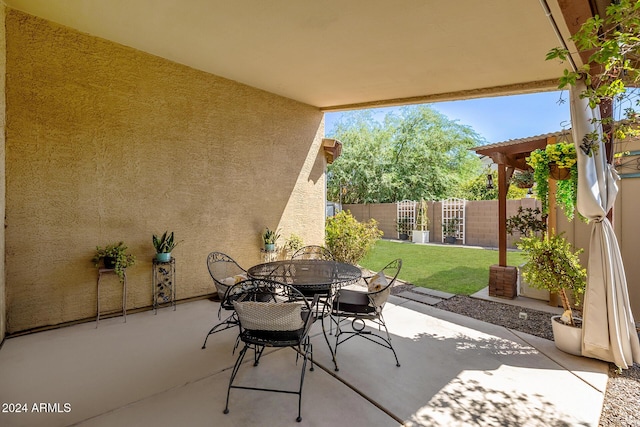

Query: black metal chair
<box><xmin>223</xmin><ymin>279</ymin><xmax>318</xmax><ymax>423</ymax></box>
<box><xmin>330</xmin><ymin>258</ymin><xmax>402</xmax><ymax>371</ymax></box>
<box><xmin>201</xmin><ymin>252</ymin><xmax>248</xmax><ymax>349</ymax></box>
<box><xmin>291</xmin><ymin>245</ymin><xmax>335</xmax><ymax>261</ymax></box>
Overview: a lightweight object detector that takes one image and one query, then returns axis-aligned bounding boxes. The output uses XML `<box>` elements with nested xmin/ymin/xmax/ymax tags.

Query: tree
<box><xmin>547</xmin><ymin>0</ymin><xmax>640</xmax><ymax>146</ymax></box>
<box><xmin>327</xmin><ymin>105</ymin><xmax>485</xmax><ymax>203</ymax></box>
<box><xmin>457</xmin><ymin>170</ymin><xmax>530</xmax><ymax>200</ymax></box>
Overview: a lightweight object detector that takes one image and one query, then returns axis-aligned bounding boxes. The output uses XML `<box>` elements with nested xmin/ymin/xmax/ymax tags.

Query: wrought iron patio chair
<box><xmin>201</xmin><ymin>252</ymin><xmax>248</xmax><ymax>349</ymax></box>
<box><xmin>291</xmin><ymin>245</ymin><xmax>335</xmax><ymax>261</ymax></box>
<box><xmin>330</xmin><ymin>258</ymin><xmax>402</xmax><ymax>371</ymax></box>
<box><xmin>223</xmin><ymin>278</ymin><xmax>318</xmax><ymax>423</ymax></box>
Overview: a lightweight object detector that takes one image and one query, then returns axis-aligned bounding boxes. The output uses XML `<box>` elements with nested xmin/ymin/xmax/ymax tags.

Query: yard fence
<box><xmin>342</xmin><ymin>198</ymin><xmax>541</xmax><ymax>249</ymax></box>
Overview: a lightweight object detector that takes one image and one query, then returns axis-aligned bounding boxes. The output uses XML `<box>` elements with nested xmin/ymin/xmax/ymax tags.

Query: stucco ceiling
<box><xmin>5</xmin><ymin>0</ymin><xmax>591</xmax><ymax>110</ymax></box>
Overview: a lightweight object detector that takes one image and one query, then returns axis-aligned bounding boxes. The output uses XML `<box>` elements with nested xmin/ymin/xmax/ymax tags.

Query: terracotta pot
<box><xmin>549</xmin><ymin>164</ymin><xmax>571</xmax><ymax>180</ymax></box>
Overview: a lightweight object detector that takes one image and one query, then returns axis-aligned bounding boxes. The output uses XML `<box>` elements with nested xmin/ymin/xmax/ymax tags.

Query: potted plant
<box><xmin>152</xmin><ymin>231</ymin><xmax>180</xmax><ymax>262</ymax></box>
<box><xmin>506</xmin><ymin>207</ymin><xmax>548</xmax><ymax>300</ymax></box>
<box><xmin>262</xmin><ymin>227</ymin><xmax>281</xmax><ymax>252</ymax></box>
<box><xmin>396</xmin><ymin>217</ymin><xmax>411</xmax><ymax>240</ymax></box>
<box><xmin>441</xmin><ymin>217</ymin><xmax>459</xmax><ymax>244</ymax></box>
<box><xmin>526</xmin><ymin>142</ymin><xmax>579</xmax><ymax>220</ymax></box>
<box><xmin>283</xmin><ymin>233</ymin><xmax>304</xmax><ymax>258</ymax></box>
<box><xmin>92</xmin><ymin>241</ymin><xmax>136</xmax><ymax>282</ymax></box>
<box><xmin>510</xmin><ymin>170</ymin><xmax>535</xmax><ymax>189</ymax></box>
<box><xmin>517</xmin><ymin>232</ymin><xmax>587</xmax><ymax>355</ymax></box>
<box><xmin>412</xmin><ymin>199</ymin><xmax>430</xmax><ymax>243</ymax></box>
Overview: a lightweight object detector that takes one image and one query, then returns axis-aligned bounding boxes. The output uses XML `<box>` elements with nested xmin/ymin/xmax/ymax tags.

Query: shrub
<box><xmin>517</xmin><ymin>232</ymin><xmax>586</xmax><ymax>325</ymax></box>
<box><xmin>506</xmin><ymin>207</ymin><xmax>547</xmax><ymax>237</ymax></box>
<box><xmin>325</xmin><ymin>211</ymin><xmax>383</xmax><ymax>264</ymax></box>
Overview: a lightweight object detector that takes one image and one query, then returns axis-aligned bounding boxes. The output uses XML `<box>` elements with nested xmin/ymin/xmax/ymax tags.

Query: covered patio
<box><xmin>0</xmin><ymin>295</ymin><xmax>608</xmax><ymax>426</ymax></box>
<box><xmin>0</xmin><ymin>1</ymin><xmax>629</xmax><ymax>425</ymax></box>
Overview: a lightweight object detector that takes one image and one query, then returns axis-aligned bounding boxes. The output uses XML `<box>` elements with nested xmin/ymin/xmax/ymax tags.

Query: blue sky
<box><xmin>325</xmin><ymin>91</ymin><xmax>572</xmax><ymax>144</ymax></box>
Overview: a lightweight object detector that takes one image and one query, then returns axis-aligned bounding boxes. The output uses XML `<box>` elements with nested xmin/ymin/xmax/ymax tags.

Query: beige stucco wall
<box><xmin>0</xmin><ymin>6</ymin><xmax>6</xmax><ymax>342</ymax></box>
<box><xmin>5</xmin><ymin>10</ymin><xmax>326</xmax><ymax>333</ymax></box>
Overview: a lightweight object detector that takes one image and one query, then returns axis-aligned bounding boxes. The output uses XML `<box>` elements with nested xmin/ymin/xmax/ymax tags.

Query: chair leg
<box><xmin>378</xmin><ymin>314</ymin><xmax>401</xmax><ymax>367</ymax></box>
<box><xmin>202</xmin><ymin>312</ymin><xmax>237</xmax><ymax>349</ymax></box>
<box><xmin>223</xmin><ymin>342</ymin><xmax>249</xmax><ymax>415</ymax></box>
<box><xmin>296</xmin><ymin>337</ymin><xmax>312</xmax><ymax>422</ymax></box>
<box><xmin>333</xmin><ymin>315</ymin><xmax>401</xmax><ymax>369</ymax></box>
<box><xmin>253</xmin><ymin>345</ymin><xmax>266</xmax><ymax>366</ymax></box>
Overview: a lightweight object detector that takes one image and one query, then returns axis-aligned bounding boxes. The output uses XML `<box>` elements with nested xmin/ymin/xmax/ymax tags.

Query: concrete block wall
<box><xmin>345</xmin><ymin>199</ymin><xmax>541</xmax><ymax>249</ymax></box>
<box><xmin>342</xmin><ymin>203</ymin><xmax>398</xmax><ymax>238</ymax></box>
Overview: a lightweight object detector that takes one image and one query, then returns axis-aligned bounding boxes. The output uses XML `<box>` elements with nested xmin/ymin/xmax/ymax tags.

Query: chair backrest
<box><xmin>206</xmin><ymin>252</ymin><xmax>247</xmax><ymax>298</ymax></box>
<box><xmin>379</xmin><ymin>259</ymin><xmax>402</xmax><ymax>285</ymax></box>
<box><xmin>367</xmin><ymin>259</ymin><xmax>402</xmax><ymax>309</ymax></box>
<box><xmin>227</xmin><ymin>279</ymin><xmax>318</xmax><ymax>344</ymax></box>
<box><xmin>291</xmin><ymin>245</ymin><xmax>334</xmax><ymax>261</ymax></box>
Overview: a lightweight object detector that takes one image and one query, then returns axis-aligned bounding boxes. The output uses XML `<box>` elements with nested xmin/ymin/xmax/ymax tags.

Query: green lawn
<box><xmin>360</xmin><ymin>240</ymin><xmax>527</xmax><ymax>295</ymax></box>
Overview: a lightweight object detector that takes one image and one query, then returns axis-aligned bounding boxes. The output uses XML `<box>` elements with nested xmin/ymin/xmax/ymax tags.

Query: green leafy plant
<box><xmin>526</xmin><ymin>142</ymin><xmax>579</xmax><ymax>220</ymax></box>
<box><xmin>546</xmin><ymin>0</ymin><xmax>640</xmax><ymax>146</ymax></box>
<box><xmin>396</xmin><ymin>217</ymin><xmax>411</xmax><ymax>235</ymax></box>
<box><xmin>284</xmin><ymin>233</ymin><xmax>304</xmax><ymax>254</ymax></box>
<box><xmin>506</xmin><ymin>207</ymin><xmax>547</xmax><ymax>237</ymax></box>
<box><xmin>517</xmin><ymin>233</ymin><xmax>586</xmax><ymax>326</ymax></box>
<box><xmin>325</xmin><ymin>210</ymin><xmax>382</xmax><ymax>264</ymax></box>
<box><xmin>509</xmin><ymin>170</ymin><xmax>535</xmax><ymax>189</ymax></box>
<box><xmin>152</xmin><ymin>231</ymin><xmax>180</xmax><ymax>253</ymax></box>
<box><xmin>92</xmin><ymin>241</ymin><xmax>136</xmax><ymax>282</ymax></box>
<box><xmin>262</xmin><ymin>227</ymin><xmax>281</xmax><ymax>245</ymax></box>
<box><xmin>441</xmin><ymin>217</ymin><xmax>460</xmax><ymax>237</ymax></box>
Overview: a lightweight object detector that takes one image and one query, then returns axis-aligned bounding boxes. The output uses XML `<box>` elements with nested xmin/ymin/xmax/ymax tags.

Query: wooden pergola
<box><xmin>473</xmin><ymin>130</ymin><xmax>571</xmax><ymax>298</ymax></box>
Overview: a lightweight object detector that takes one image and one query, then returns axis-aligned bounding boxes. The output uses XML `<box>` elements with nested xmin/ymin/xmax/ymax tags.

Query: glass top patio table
<box><xmin>247</xmin><ymin>259</ymin><xmax>361</xmax><ymax>291</ymax></box>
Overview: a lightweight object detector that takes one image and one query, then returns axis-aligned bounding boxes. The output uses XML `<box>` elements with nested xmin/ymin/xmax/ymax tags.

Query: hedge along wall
<box><xmin>5</xmin><ymin>10</ymin><xmax>326</xmax><ymax>333</ymax></box>
<box><xmin>343</xmin><ymin>198</ymin><xmax>541</xmax><ymax>248</ymax></box>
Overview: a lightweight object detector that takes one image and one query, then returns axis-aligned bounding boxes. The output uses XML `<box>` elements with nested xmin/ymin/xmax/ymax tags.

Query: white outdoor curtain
<box><xmin>571</xmin><ymin>80</ymin><xmax>640</xmax><ymax>368</ymax></box>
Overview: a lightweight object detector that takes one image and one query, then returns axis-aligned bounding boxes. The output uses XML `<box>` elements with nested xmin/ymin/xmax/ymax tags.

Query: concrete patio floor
<box><xmin>0</xmin><ymin>295</ymin><xmax>608</xmax><ymax>427</ymax></box>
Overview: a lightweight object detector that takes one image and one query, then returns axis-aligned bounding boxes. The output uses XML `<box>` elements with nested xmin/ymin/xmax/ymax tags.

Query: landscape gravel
<box><xmin>390</xmin><ymin>285</ymin><xmax>640</xmax><ymax>426</ymax></box>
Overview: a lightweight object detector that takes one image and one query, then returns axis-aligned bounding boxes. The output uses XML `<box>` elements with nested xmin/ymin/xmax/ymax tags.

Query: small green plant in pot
<box><xmin>396</xmin><ymin>217</ymin><xmax>411</xmax><ymax>240</ymax></box>
<box><xmin>262</xmin><ymin>227</ymin><xmax>281</xmax><ymax>252</ymax></box>
<box><xmin>92</xmin><ymin>241</ymin><xmax>136</xmax><ymax>282</ymax></box>
<box><xmin>441</xmin><ymin>217</ymin><xmax>460</xmax><ymax>244</ymax></box>
<box><xmin>517</xmin><ymin>232</ymin><xmax>586</xmax><ymax>326</ymax></box>
<box><xmin>526</xmin><ymin>142</ymin><xmax>580</xmax><ymax>221</ymax></box>
<box><xmin>152</xmin><ymin>231</ymin><xmax>180</xmax><ymax>262</ymax></box>
<box><xmin>284</xmin><ymin>233</ymin><xmax>304</xmax><ymax>257</ymax></box>
<box><xmin>510</xmin><ymin>169</ymin><xmax>535</xmax><ymax>189</ymax></box>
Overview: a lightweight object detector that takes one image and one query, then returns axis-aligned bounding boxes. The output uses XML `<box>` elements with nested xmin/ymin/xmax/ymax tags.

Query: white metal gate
<box><xmin>396</xmin><ymin>200</ymin><xmax>416</xmax><ymax>239</ymax></box>
<box><xmin>441</xmin><ymin>198</ymin><xmax>466</xmax><ymax>244</ymax></box>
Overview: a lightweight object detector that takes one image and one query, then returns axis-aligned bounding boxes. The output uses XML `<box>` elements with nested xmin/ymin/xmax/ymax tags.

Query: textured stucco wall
<box><xmin>5</xmin><ymin>10</ymin><xmax>325</xmax><ymax>333</ymax></box>
<box><xmin>0</xmin><ymin>6</ymin><xmax>7</xmax><ymax>342</ymax></box>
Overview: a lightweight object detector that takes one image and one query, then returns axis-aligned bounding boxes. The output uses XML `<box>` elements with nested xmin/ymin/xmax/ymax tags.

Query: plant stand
<box><xmin>488</xmin><ymin>265</ymin><xmax>517</xmax><ymax>299</ymax></box>
<box><xmin>152</xmin><ymin>257</ymin><xmax>176</xmax><ymax>314</ymax></box>
<box><xmin>261</xmin><ymin>248</ymin><xmax>278</xmax><ymax>262</ymax></box>
<box><xmin>96</xmin><ymin>268</ymin><xmax>127</xmax><ymax>328</ymax></box>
